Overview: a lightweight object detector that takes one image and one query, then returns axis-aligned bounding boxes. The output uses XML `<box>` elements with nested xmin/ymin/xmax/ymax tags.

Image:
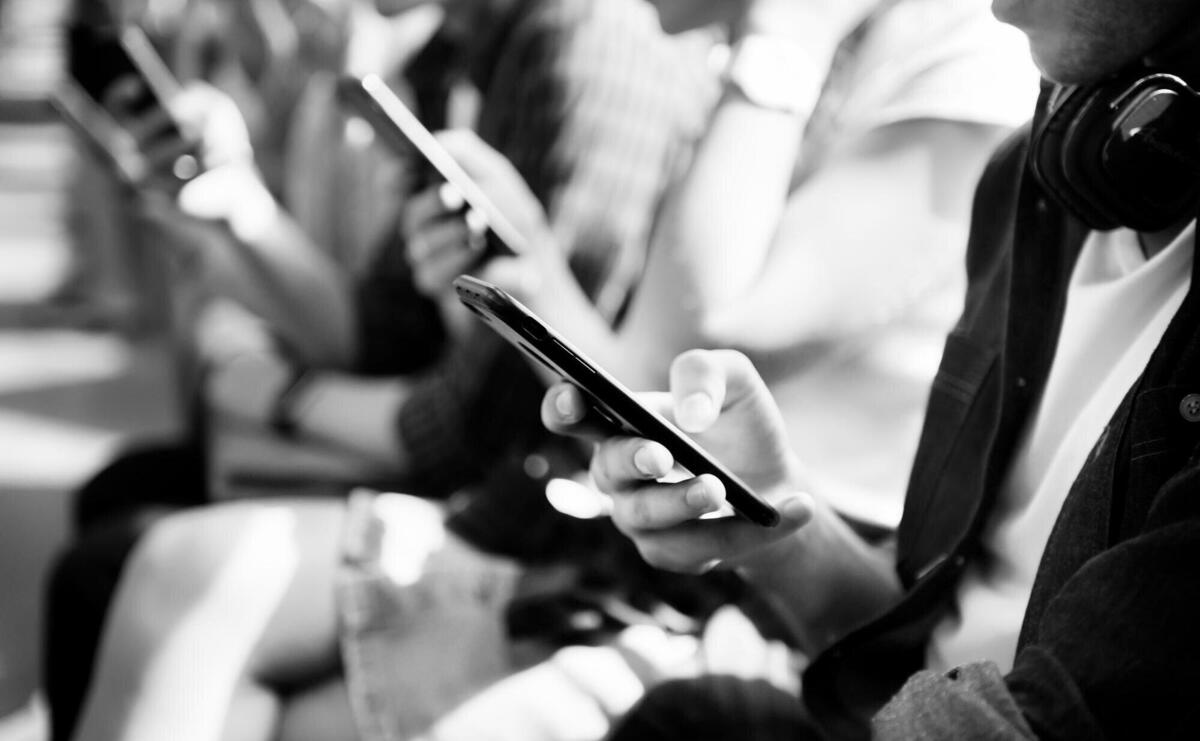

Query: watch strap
<box><xmin>269</xmin><ymin>365</ymin><xmax>313</xmax><ymax>438</ymax></box>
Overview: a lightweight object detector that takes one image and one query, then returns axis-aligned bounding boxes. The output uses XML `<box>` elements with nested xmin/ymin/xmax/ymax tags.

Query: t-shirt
<box><xmin>927</xmin><ymin>222</ymin><xmax>1195</xmax><ymax>673</ymax></box>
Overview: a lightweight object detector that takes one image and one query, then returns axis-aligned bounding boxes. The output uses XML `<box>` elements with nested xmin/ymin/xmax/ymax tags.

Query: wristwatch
<box><xmin>720</xmin><ymin>34</ymin><xmax>824</xmax><ymax>117</ymax></box>
<box><xmin>269</xmin><ymin>365</ymin><xmax>313</xmax><ymax>438</ymax></box>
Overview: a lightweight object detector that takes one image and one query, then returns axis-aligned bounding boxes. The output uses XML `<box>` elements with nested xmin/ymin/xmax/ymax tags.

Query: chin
<box><xmin>1028</xmin><ymin>35</ymin><xmax>1142</xmax><ymax>86</ymax></box>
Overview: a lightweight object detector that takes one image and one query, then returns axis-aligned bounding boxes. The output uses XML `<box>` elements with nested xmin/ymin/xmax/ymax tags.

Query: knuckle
<box><xmin>636</xmin><ymin>541</ymin><xmax>673</xmax><ymax>570</ymax></box>
<box><xmin>625</xmin><ymin>492</ymin><xmax>655</xmax><ymax>529</ymax></box>
<box><xmin>719</xmin><ymin>348</ymin><xmax>753</xmax><ymax>374</ymax></box>
<box><xmin>588</xmin><ymin>453</ymin><xmax>615</xmax><ymax>494</ymax></box>
<box><xmin>671</xmin><ymin>348</ymin><xmax>709</xmax><ymax>376</ymax></box>
<box><xmin>638</xmin><ymin>542</ymin><xmax>705</xmax><ymax>575</ymax></box>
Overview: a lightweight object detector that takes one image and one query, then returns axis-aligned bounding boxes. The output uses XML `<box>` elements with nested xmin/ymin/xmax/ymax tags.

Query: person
<box><xmin>62</xmin><ymin>1</ymin><xmax>1043</xmax><ymax>741</ymax></box>
<box><xmin>542</xmin><ymin>0</ymin><xmax>1200</xmax><ymax>737</ymax></box>
<box><xmin>61</xmin><ymin>0</ymin><xmax>714</xmax><ymax>739</ymax></box>
<box><xmin>418</xmin><ymin>0</ymin><xmax>1036</xmax><ymax>528</ymax></box>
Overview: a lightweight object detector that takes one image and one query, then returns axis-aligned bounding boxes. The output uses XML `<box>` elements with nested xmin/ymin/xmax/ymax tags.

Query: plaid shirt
<box><xmin>357</xmin><ymin>0</ymin><xmax>713</xmax><ymax>520</ymax></box>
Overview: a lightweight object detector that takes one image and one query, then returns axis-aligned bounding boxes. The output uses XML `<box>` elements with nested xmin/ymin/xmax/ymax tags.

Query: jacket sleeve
<box><xmin>1004</xmin><ymin>463</ymin><xmax>1200</xmax><ymax>740</ymax></box>
<box><xmin>872</xmin><ymin>662</ymin><xmax>1037</xmax><ymax>739</ymax></box>
<box><xmin>874</xmin><ymin>460</ymin><xmax>1200</xmax><ymax>739</ymax></box>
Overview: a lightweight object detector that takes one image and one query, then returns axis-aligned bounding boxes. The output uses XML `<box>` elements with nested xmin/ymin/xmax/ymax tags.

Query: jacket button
<box><xmin>1181</xmin><ymin>394</ymin><xmax>1200</xmax><ymax>422</ymax></box>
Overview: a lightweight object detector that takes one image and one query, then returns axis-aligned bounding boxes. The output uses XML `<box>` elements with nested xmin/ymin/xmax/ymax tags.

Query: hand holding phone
<box><xmin>65</xmin><ymin>23</ymin><xmax>202</xmax><ymax>190</ymax></box>
<box><xmin>335</xmin><ymin>73</ymin><xmax>528</xmax><ymax>259</ymax></box>
<box><xmin>454</xmin><ymin>274</ymin><xmax>781</xmax><ymax>527</ymax></box>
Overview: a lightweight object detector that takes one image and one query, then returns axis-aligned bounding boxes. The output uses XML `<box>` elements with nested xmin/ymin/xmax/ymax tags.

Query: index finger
<box><xmin>400</xmin><ymin>185</ymin><xmax>454</xmax><ymax>237</ymax></box>
<box><xmin>540</xmin><ymin>382</ymin><xmax>675</xmax><ymax>442</ymax></box>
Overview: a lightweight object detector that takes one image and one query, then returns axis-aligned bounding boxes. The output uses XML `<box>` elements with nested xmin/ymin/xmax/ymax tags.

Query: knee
<box><xmin>118</xmin><ymin>504</ymin><xmax>301</xmax><ymax>625</ymax></box>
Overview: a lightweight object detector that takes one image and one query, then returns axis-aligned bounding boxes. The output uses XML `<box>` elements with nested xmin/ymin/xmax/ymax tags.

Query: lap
<box><xmin>339</xmin><ymin>490</ymin><xmax>806</xmax><ymax>741</ymax></box>
<box><xmin>121</xmin><ymin>497</ymin><xmax>347</xmax><ymax>685</ymax></box>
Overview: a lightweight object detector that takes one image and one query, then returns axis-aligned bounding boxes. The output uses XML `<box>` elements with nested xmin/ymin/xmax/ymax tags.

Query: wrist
<box><xmin>224</xmin><ymin>169</ymin><xmax>280</xmax><ymax>241</ymax></box>
<box><xmin>268</xmin><ymin>365</ymin><xmax>314</xmax><ymax>438</ymax></box>
<box><xmin>179</xmin><ymin>162</ymin><xmax>279</xmax><ymax>241</ymax></box>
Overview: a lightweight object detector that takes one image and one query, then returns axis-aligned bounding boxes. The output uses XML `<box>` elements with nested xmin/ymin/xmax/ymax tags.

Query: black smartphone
<box><xmin>454</xmin><ymin>275</ymin><xmax>780</xmax><ymax>527</ymax></box>
<box><xmin>66</xmin><ymin>23</ymin><xmax>200</xmax><ymax>186</ymax></box>
<box><xmin>336</xmin><ymin>73</ymin><xmax>526</xmax><ymax>258</ymax></box>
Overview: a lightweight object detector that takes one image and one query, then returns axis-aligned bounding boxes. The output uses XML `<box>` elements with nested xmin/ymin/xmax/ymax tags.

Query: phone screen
<box><xmin>454</xmin><ymin>275</ymin><xmax>781</xmax><ymax>527</ymax></box>
<box><xmin>336</xmin><ymin>73</ymin><xmax>526</xmax><ymax>258</ymax></box>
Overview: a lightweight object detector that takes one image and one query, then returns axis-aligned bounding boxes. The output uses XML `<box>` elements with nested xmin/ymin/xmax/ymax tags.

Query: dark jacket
<box><xmin>804</xmin><ymin>118</ymin><xmax>1200</xmax><ymax>738</ymax></box>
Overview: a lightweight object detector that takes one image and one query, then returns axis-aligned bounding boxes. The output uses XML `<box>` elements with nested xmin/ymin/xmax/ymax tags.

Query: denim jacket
<box><xmin>802</xmin><ymin>119</ymin><xmax>1200</xmax><ymax>739</ymax></box>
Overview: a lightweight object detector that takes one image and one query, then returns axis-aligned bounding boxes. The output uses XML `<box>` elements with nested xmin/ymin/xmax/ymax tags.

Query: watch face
<box><xmin>725</xmin><ymin>35</ymin><xmax>820</xmax><ymax>114</ymax></box>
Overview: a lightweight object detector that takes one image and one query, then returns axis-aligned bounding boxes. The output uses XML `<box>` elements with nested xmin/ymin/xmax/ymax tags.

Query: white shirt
<box><xmin>927</xmin><ymin>222</ymin><xmax>1195</xmax><ymax>673</ymax></box>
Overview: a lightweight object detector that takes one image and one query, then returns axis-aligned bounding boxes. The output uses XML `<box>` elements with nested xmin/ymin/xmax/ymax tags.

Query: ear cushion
<box><xmin>1031</xmin><ymin>84</ymin><xmax>1123</xmax><ymax>230</ymax></box>
<box><xmin>1031</xmin><ymin>71</ymin><xmax>1200</xmax><ymax>232</ymax></box>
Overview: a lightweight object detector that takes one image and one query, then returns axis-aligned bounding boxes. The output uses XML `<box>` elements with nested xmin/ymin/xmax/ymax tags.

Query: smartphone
<box><xmin>454</xmin><ymin>275</ymin><xmax>780</xmax><ymax>527</ymax></box>
<box><xmin>65</xmin><ymin>23</ymin><xmax>200</xmax><ymax>186</ymax></box>
<box><xmin>50</xmin><ymin>80</ymin><xmax>145</xmax><ymax>187</ymax></box>
<box><xmin>336</xmin><ymin>73</ymin><xmax>526</xmax><ymax>258</ymax></box>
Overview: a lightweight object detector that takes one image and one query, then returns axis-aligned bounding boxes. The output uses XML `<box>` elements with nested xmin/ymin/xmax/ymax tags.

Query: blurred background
<box><xmin>0</xmin><ymin>1</ymin><xmax>183</xmax><ymax>737</ymax></box>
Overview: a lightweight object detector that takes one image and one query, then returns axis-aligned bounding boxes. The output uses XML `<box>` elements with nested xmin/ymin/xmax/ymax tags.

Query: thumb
<box><xmin>774</xmin><ymin>490</ymin><xmax>815</xmax><ymax>530</ymax></box>
<box><xmin>434</xmin><ymin>128</ymin><xmax>508</xmax><ymax>179</ymax></box>
<box><xmin>669</xmin><ymin>349</ymin><xmax>767</xmax><ymax>432</ymax></box>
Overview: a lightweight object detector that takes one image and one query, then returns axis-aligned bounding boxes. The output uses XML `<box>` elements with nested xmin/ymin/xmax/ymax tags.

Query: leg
<box><xmin>72</xmin><ymin>499</ymin><xmax>347</xmax><ymax>741</ymax></box>
<box><xmin>276</xmin><ymin>676</ymin><xmax>357</xmax><ymax>741</ymax></box>
<box><xmin>47</xmin><ymin>442</ymin><xmax>208</xmax><ymax>741</ymax></box>
<box><xmin>44</xmin><ymin>513</ymin><xmax>166</xmax><ymax>741</ymax></box>
<box><xmin>609</xmin><ymin>676</ymin><xmax>819</xmax><ymax>741</ymax></box>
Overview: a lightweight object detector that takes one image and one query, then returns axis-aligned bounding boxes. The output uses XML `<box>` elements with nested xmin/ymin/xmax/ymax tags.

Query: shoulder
<box><xmin>504</xmin><ymin>0</ymin><xmax>685</xmax><ymax>70</ymax></box>
<box><xmin>494</xmin><ymin>0</ymin><xmax>714</xmax><ymax>123</ymax></box>
<box><xmin>836</xmin><ymin>0</ymin><xmax>1041</xmax><ymax>131</ymax></box>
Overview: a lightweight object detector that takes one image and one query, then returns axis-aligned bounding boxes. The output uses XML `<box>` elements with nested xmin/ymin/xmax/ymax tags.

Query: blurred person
<box><xmin>43</xmin><ymin>3</ymin><xmax>446</xmax><ymax>738</ymax></box>
<box><xmin>410</xmin><ymin>0</ymin><xmax>1037</xmax><ymax>528</ymax></box>
<box><xmin>542</xmin><ymin>0</ymin><xmax>1200</xmax><ymax>738</ymax></box>
<box><xmin>60</xmin><ymin>0</ymin><xmax>713</xmax><ymax>740</ymax></box>
<box><xmin>54</xmin><ymin>0</ymin><xmax>186</xmax><ymax>332</ymax></box>
<box><xmin>62</xmin><ymin>3</ymin><xmax>1043</xmax><ymax>741</ymax></box>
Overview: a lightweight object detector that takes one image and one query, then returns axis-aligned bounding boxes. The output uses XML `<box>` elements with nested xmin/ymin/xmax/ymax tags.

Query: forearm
<box><xmin>619</xmin><ymin>24</ymin><xmax>837</xmax><ymax>373</ymax></box>
<box><xmin>209</xmin><ymin>351</ymin><xmax>412</xmax><ymax>466</ymax></box>
<box><xmin>215</xmin><ymin>202</ymin><xmax>358</xmax><ymax>368</ymax></box>
<box><xmin>650</xmin><ymin>9</ymin><xmax>850</xmax><ymax>310</ymax></box>
<box><xmin>703</xmin><ymin>121</ymin><xmax>1010</xmax><ymax>352</ymax></box>
<box><xmin>619</xmin><ymin>96</ymin><xmax>805</xmax><ymax>376</ymax></box>
<box><xmin>286</xmin><ymin>372</ymin><xmax>413</xmax><ymax>465</ymax></box>
<box><xmin>737</xmin><ymin>495</ymin><xmax>901</xmax><ymax>656</ymax></box>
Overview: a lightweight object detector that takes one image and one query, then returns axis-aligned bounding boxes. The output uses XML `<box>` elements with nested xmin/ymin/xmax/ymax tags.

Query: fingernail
<box><xmin>780</xmin><ymin>492</ymin><xmax>814</xmax><ymax>524</ymax></box>
<box><xmin>633</xmin><ymin>445</ymin><xmax>667</xmax><ymax>477</ymax></box>
<box><xmin>465</xmin><ymin>208</ymin><xmax>488</xmax><ymax>233</ymax></box>
<box><xmin>677</xmin><ymin>393</ymin><xmax>715</xmax><ymax>431</ymax></box>
<box><xmin>438</xmin><ymin>182</ymin><xmax>465</xmax><ymax>211</ymax></box>
<box><xmin>554</xmin><ymin>387</ymin><xmax>580</xmax><ymax>421</ymax></box>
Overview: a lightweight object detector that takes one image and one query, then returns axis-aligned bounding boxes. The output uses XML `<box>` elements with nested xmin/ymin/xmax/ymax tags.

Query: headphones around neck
<box><xmin>1030</xmin><ymin>68</ymin><xmax>1200</xmax><ymax>232</ymax></box>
